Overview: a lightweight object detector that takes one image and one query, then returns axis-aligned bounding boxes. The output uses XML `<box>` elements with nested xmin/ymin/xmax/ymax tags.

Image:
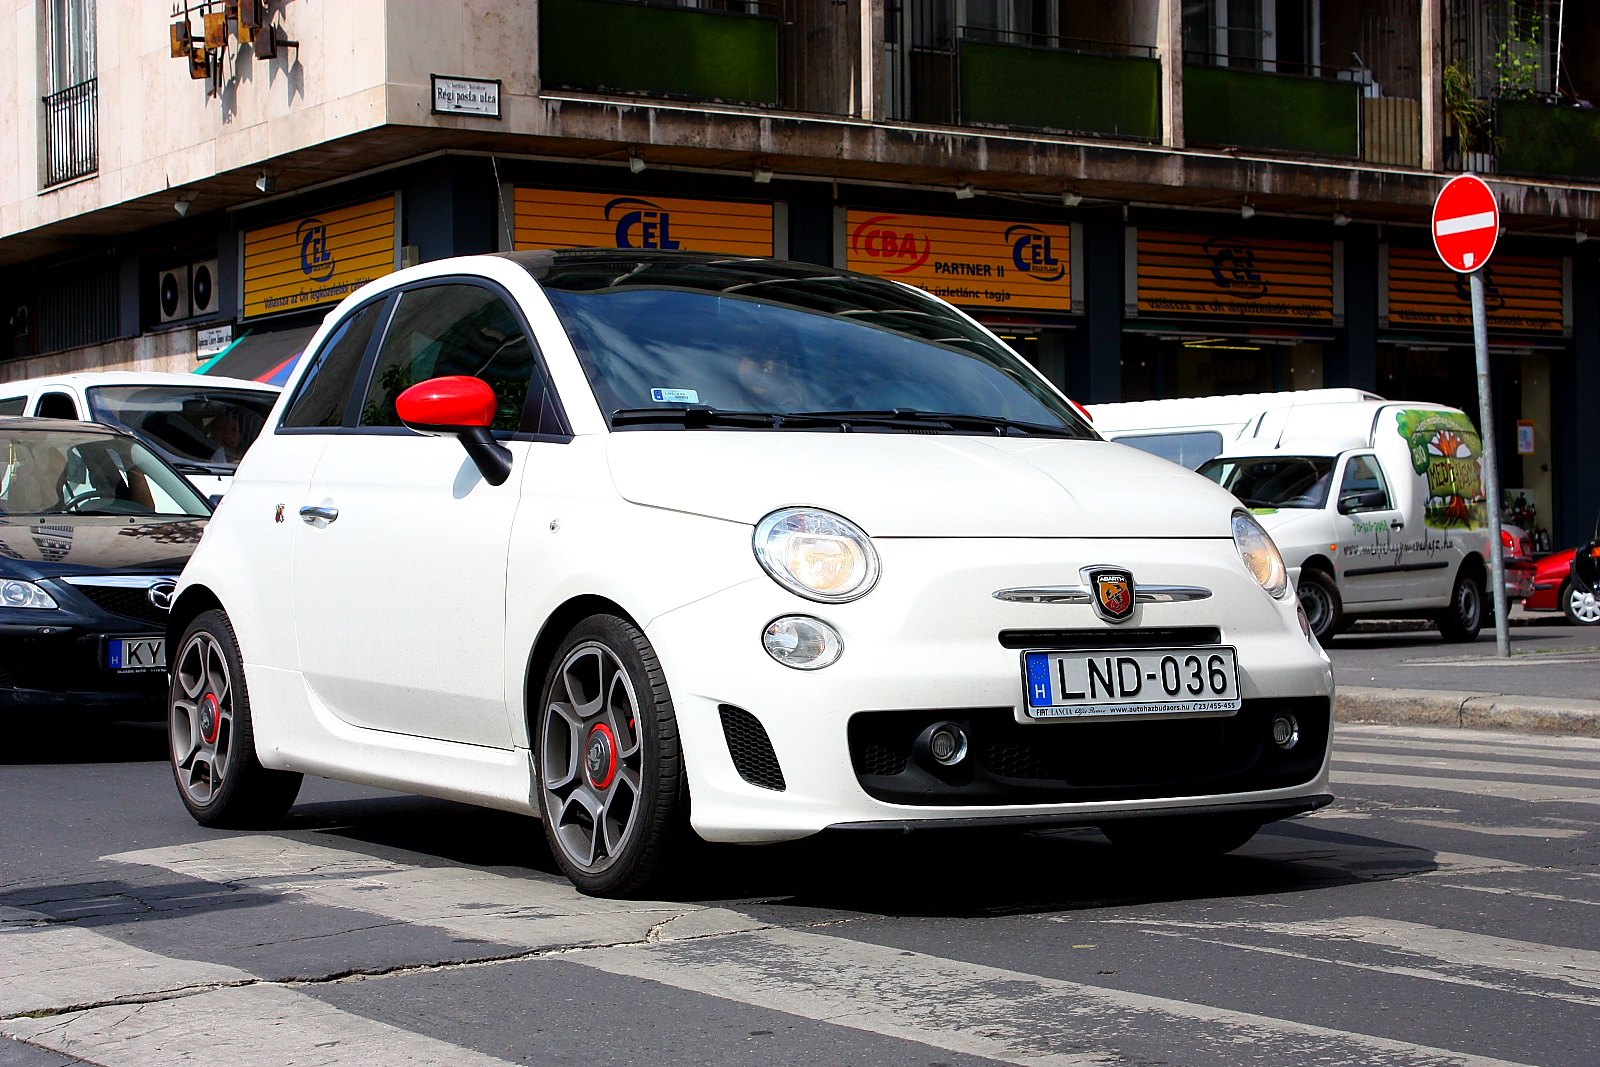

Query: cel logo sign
<box><xmin>1005</xmin><ymin>224</ymin><xmax>1063</xmax><ymax>280</ymax></box>
<box><xmin>604</xmin><ymin>198</ymin><xmax>683</xmax><ymax>250</ymax></box>
<box><xmin>296</xmin><ymin>218</ymin><xmax>336</xmax><ymax>281</ymax></box>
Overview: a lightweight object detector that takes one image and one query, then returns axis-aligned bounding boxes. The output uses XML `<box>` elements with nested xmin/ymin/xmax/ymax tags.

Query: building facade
<box><xmin>3</xmin><ymin>0</ymin><xmax>1598</xmax><ymax>546</ymax></box>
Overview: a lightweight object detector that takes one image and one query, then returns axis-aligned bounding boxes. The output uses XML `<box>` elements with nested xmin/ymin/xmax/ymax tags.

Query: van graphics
<box><xmin>1342</xmin><ymin>534</ymin><xmax>1456</xmax><ymax>571</ymax></box>
<box><xmin>1396</xmin><ymin>409</ymin><xmax>1486</xmax><ymax>530</ymax></box>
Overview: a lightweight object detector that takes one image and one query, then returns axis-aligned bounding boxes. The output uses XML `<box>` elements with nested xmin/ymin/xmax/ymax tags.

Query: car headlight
<box><xmin>1232</xmin><ymin>510</ymin><xmax>1289</xmax><ymax>599</ymax></box>
<box><xmin>1</xmin><ymin>579</ymin><xmax>58</xmax><ymax>609</ymax></box>
<box><xmin>753</xmin><ymin>508</ymin><xmax>880</xmax><ymax>603</ymax></box>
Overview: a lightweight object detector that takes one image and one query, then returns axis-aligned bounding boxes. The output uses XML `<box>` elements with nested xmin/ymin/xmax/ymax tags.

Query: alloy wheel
<box><xmin>1569</xmin><ymin>583</ymin><xmax>1600</xmax><ymax>625</ymax></box>
<box><xmin>540</xmin><ymin>642</ymin><xmax>645</xmax><ymax>874</ymax></box>
<box><xmin>170</xmin><ymin>631</ymin><xmax>234</xmax><ymax>806</ymax></box>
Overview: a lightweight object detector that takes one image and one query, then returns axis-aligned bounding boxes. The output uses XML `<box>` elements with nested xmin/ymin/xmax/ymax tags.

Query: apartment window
<box><xmin>41</xmin><ymin>0</ymin><xmax>98</xmax><ymax>187</ymax></box>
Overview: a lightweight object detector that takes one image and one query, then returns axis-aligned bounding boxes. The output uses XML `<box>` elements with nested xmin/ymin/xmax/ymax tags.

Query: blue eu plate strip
<box><xmin>1025</xmin><ymin>652</ymin><xmax>1052</xmax><ymax>707</ymax></box>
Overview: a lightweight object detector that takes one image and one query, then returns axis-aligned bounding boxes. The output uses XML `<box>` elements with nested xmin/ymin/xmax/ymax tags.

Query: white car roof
<box><xmin>0</xmin><ymin>371</ymin><xmax>279</xmax><ymax>393</ymax></box>
<box><xmin>1088</xmin><ymin>388</ymin><xmax>1383</xmax><ymax>434</ymax></box>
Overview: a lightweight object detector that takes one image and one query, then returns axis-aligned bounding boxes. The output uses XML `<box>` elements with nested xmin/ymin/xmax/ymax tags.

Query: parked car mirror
<box><xmin>395</xmin><ymin>376</ymin><xmax>513</xmax><ymax>486</ymax></box>
<box><xmin>1338</xmin><ymin>488</ymin><xmax>1387</xmax><ymax>514</ymax></box>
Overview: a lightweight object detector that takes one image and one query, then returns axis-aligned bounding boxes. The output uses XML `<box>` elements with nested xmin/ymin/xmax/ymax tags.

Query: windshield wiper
<box><xmin>172</xmin><ymin>462</ymin><xmax>230</xmax><ymax>475</ymax></box>
<box><xmin>611</xmin><ymin>407</ymin><xmax>810</xmax><ymax>429</ymax></box>
<box><xmin>790</xmin><ymin>409</ymin><xmax>1081</xmax><ymax>438</ymax></box>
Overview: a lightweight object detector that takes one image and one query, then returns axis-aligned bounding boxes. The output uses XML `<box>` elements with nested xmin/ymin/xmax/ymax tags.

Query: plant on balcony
<box><xmin>1443</xmin><ymin>60</ymin><xmax>1492</xmax><ymax>154</ymax></box>
<box><xmin>1492</xmin><ymin>0</ymin><xmax>1547</xmax><ymax>101</ymax></box>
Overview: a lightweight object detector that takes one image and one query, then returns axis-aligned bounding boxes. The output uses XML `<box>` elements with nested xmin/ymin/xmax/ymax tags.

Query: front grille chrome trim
<box><xmin>993</xmin><ymin>585</ymin><xmax>1211</xmax><ymax>604</ymax></box>
<box><xmin>60</xmin><ymin>575</ymin><xmax>175</xmax><ymax>589</ymax></box>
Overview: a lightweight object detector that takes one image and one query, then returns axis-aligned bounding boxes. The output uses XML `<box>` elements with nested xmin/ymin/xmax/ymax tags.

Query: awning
<box><xmin>197</xmin><ymin>324</ymin><xmax>319</xmax><ymax>385</ymax></box>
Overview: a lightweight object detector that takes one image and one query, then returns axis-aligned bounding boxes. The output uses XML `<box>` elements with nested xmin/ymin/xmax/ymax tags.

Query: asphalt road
<box><xmin>1325</xmin><ymin>615</ymin><xmax>1600</xmax><ymax>698</ymax></box>
<box><xmin>5</xmin><ymin>718</ymin><xmax>1600</xmax><ymax>1067</ymax></box>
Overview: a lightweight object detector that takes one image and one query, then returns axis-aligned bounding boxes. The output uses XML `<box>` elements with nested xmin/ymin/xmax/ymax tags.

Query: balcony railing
<box><xmin>1494</xmin><ymin>98</ymin><xmax>1600</xmax><ymax>181</ymax></box>
<box><xmin>1183</xmin><ymin>62</ymin><xmax>1361</xmax><ymax>159</ymax></box>
<box><xmin>887</xmin><ymin>28</ymin><xmax>1160</xmax><ymax>140</ymax></box>
<box><xmin>42</xmin><ymin>78</ymin><xmax>97</xmax><ymax>187</ymax></box>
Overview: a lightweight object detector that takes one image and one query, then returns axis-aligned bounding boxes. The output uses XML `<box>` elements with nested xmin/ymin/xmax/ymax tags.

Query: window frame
<box><xmin>277</xmin><ymin>276</ymin><xmax>571</xmax><ymax>442</ymax></box>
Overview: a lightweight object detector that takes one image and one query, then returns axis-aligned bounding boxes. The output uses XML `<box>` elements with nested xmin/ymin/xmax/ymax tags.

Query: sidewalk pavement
<box><xmin>1334</xmin><ymin>687</ymin><xmax>1600</xmax><ymax>736</ymax></box>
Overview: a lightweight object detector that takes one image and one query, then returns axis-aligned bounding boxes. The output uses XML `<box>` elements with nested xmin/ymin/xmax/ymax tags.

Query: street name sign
<box><xmin>1432</xmin><ymin>174</ymin><xmax>1499</xmax><ymax>273</ymax></box>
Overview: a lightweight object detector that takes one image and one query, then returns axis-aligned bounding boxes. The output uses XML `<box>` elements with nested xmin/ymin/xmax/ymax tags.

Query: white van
<box><xmin>1098</xmin><ymin>390</ymin><xmax>1533</xmax><ymax>643</ymax></box>
<box><xmin>0</xmin><ymin>372</ymin><xmax>280</xmax><ymax>498</ymax></box>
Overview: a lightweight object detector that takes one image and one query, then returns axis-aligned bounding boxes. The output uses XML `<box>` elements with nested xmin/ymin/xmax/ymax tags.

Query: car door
<box><xmin>1332</xmin><ymin>452</ymin><xmax>1407</xmax><ymax>604</ymax></box>
<box><xmin>291</xmin><ymin>280</ymin><xmax>555</xmax><ymax>749</ymax></box>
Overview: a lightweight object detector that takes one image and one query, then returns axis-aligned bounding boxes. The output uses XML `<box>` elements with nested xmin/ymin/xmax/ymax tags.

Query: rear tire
<box><xmin>1101</xmin><ymin>815</ymin><xmax>1261</xmax><ymax>857</ymax></box>
<box><xmin>1296</xmin><ymin>569</ymin><xmax>1342</xmax><ymax>643</ymax></box>
<box><xmin>168</xmin><ymin>609</ymin><xmax>302</xmax><ymax>828</ymax></box>
<box><xmin>1435</xmin><ymin>567</ymin><xmax>1485</xmax><ymax>643</ymax></box>
<box><xmin>534</xmin><ymin>614</ymin><xmax>690</xmax><ymax>897</ymax></box>
<box><xmin>1561</xmin><ymin>579</ymin><xmax>1600</xmax><ymax>626</ymax></box>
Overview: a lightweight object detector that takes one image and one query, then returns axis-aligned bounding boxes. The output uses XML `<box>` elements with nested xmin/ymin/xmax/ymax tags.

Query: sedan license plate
<box><xmin>107</xmin><ymin>636</ymin><xmax>166</xmax><ymax>673</ymax></box>
<box><xmin>1022</xmin><ymin>646</ymin><xmax>1240</xmax><ymax>720</ymax></box>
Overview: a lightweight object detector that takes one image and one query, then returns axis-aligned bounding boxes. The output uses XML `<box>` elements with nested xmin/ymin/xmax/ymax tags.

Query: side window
<box><xmin>281</xmin><ymin>300</ymin><xmax>387</xmax><ymax>429</ymax></box>
<box><xmin>1338</xmin><ymin>455</ymin><xmax>1391</xmax><ymax>513</ymax></box>
<box><xmin>0</xmin><ymin>397</ymin><xmax>26</xmax><ymax>415</ymax></box>
<box><xmin>35</xmin><ymin>392</ymin><xmax>79</xmax><ymax>420</ymax></box>
<box><xmin>357</xmin><ymin>284</ymin><xmax>546</xmax><ymax>432</ymax></box>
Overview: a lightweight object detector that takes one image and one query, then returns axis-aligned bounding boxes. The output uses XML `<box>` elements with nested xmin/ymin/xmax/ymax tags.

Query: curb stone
<box><xmin>1336</xmin><ymin>686</ymin><xmax>1600</xmax><ymax>736</ymax></box>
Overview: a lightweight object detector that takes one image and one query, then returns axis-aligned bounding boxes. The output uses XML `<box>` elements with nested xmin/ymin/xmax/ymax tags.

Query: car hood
<box><xmin>605</xmin><ymin>432</ymin><xmax>1238</xmax><ymax>537</ymax></box>
<box><xmin>0</xmin><ymin>516</ymin><xmax>205</xmax><ymax>580</ymax></box>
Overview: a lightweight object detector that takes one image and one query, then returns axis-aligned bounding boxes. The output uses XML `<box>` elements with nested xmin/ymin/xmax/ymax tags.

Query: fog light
<box><xmin>1271</xmin><ymin>714</ymin><xmax>1300</xmax><ymax>750</ymax></box>
<box><xmin>916</xmin><ymin>721</ymin><xmax>969</xmax><ymax>767</ymax></box>
<box><xmin>762</xmin><ymin>615</ymin><xmax>842</xmax><ymax>670</ymax></box>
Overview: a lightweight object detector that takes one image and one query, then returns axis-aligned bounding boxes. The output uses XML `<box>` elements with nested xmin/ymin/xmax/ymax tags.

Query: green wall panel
<box><xmin>1184</xmin><ymin>65</ymin><xmax>1359</xmax><ymax>158</ymax></box>
<box><xmin>541</xmin><ymin>0</ymin><xmax>779</xmax><ymax>106</ymax></box>
<box><xmin>1498</xmin><ymin>98</ymin><xmax>1600</xmax><ymax>180</ymax></box>
<box><xmin>959</xmin><ymin>42</ymin><xmax>1160</xmax><ymax>140</ymax></box>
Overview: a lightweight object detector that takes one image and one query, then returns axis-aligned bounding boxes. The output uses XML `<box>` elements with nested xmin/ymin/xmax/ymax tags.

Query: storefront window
<box><xmin>1120</xmin><ymin>335</ymin><xmax>1323</xmax><ymax>401</ymax></box>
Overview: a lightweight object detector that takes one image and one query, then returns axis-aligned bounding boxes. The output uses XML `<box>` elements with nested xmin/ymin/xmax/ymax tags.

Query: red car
<box><xmin>1525</xmin><ymin>546</ymin><xmax>1600</xmax><ymax>626</ymax></box>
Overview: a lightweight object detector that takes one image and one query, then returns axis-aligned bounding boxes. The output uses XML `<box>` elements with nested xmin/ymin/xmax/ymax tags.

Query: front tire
<box><xmin>1296</xmin><ymin>569</ymin><xmax>1342</xmax><ymax>643</ymax></box>
<box><xmin>168</xmin><ymin>609</ymin><xmax>302</xmax><ymax>828</ymax></box>
<box><xmin>1101</xmin><ymin>815</ymin><xmax>1261</xmax><ymax>857</ymax></box>
<box><xmin>1435</xmin><ymin>567</ymin><xmax>1485</xmax><ymax>643</ymax></box>
<box><xmin>1561</xmin><ymin>579</ymin><xmax>1600</xmax><ymax>626</ymax></box>
<box><xmin>535</xmin><ymin>614</ymin><xmax>689</xmax><ymax>896</ymax></box>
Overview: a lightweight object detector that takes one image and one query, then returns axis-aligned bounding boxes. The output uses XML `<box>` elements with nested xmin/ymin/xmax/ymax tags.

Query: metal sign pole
<box><xmin>1469</xmin><ymin>268</ymin><xmax>1510</xmax><ymax>657</ymax></box>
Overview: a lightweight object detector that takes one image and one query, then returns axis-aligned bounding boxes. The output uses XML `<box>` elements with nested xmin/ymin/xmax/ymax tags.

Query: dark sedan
<box><xmin>0</xmin><ymin>417</ymin><xmax>210</xmax><ymax>716</ymax></box>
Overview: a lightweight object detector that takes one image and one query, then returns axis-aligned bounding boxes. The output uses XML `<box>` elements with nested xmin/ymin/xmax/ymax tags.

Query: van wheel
<box><xmin>169</xmin><ymin>610</ymin><xmax>302</xmax><ymax>828</ymax></box>
<box><xmin>535</xmin><ymin>614</ymin><xmax>689</xmax><ymax>897</ymax></box>
<box><xmin>1561</xmin><ymin>579</ymin><xmax>1600</xmax><ymax>626</ymax></box>
<box><xmin>1101</xmin><ymin>815</ymin><xmax>1260</xmax><ymax>857</ymax></box>
<box><xmin>1435</xmin><ymin>568</ymin><xmax>1484</xmax><ymax>643</ymax></box>
<box><xmin>1296</xmin><ymin>569</ymin><xmax>1341</xmax><ymax>642</ymax></box>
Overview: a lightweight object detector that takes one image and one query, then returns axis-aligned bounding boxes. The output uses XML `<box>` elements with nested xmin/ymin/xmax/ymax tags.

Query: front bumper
<box><xmin>0</xmin><ymin>623</ymin><xmax>167</xmax><ymax>716</ymax></box>
<box><xmin>646</xmin><ymin>537</ymin><xmax>1334</xmax><ymax>843</ymax></box>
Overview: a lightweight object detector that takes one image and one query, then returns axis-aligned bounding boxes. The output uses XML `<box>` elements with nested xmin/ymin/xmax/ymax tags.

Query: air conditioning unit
<box><xmin>158</xmin><ymin>266</ymin><xmax>191</xmax><ymax>323</ymax></box>
<box><xmin>190</xmin><ymin>259</ymin><xmax>218</xmax><ymax>316</ymax></box>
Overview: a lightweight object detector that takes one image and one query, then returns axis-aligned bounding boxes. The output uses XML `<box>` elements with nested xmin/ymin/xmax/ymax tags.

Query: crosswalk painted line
<box><xmin>577</xmin><ymin>926</ymin><xmax>1540</xmax><ymax>1067</ymax></box>
<box><xmin>107</xmin><ymin>835</ymin><xmax>1545</xmax><ymax>1067</ymax></box>
<box><xmin>1332</xmin><ymin>769</ymin><xmax>1600</xmax><ymax>803</ymax></box>
<box><xmin>6</xmin><ymin>982</ymin><xmax>519</xmax><ymax>1067</ymax></box>
<box><xmin>1338</xmin><ymin>738</ymin><xmax>1600</xmax><ymax>766</ymax></box>
<box><xmin>1396</xmin><ymin>818</ymin><xmax>1588</xmax><ymax>838</ymax></box>
<box><xmin>1334</xmin><ymin>750</ymin><xmax>1600</xmax><ymax>783</ymax></box>
<box><xmin>1337</xmin><ymin>724</ymin><xmax>1600</xmax><ymax>756</ymax></box>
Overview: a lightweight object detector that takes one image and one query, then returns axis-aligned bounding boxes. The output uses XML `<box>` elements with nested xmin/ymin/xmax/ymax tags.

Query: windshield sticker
<box><xmin>1396</xmin><ymin>409</ymin><xmax>1485</xmax><ymax>530</ymax></box>
<box><xmin>650</xmin><ymin>388</ymin><xmax>700</xmax><ymax>404</ymax></box>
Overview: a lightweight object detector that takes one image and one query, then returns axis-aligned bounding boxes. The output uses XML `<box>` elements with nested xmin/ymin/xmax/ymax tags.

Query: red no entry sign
<box><xmin>1432</xmin><ymin>174</ymin><xmax>1500</xmax><ymax>273</ymax></box>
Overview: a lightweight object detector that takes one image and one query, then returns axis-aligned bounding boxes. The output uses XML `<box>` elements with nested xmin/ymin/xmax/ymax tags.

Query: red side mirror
<box><xmin>397</xmin><ymin>375</ymin><xmax>497</xmax><ymax>432</ymax></box>
<box><xmin>395</xmin><ymin>376</ymin><xmax>513</xmax><ymax>486</ymax></box>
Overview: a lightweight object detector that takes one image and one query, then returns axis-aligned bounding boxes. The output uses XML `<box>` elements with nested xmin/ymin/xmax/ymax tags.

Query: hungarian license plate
<box><xmin>1022</xmin><ymin>646</ymin><xmax>1240</xmax><ymax>720</ymax></box>
<box><xmin>107</xmin><ymin>636</ymin><xmax>166</xmax><ymax>673</ymax></box>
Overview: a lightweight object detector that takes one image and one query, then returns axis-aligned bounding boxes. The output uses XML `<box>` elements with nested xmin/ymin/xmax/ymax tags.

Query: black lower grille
<box><xmin>71</xmin><ymin>585</ymin><xmax>170</xmax><ymax>626</ymax></box>
<box><xmin>719</xmin><ymin>704</ymin><xmax>786</xmax><ymax>791</ymax></box>
<box><xmin>848</xmin><ymin>698</ymin><xmax>1328</xmax><ymax>806</ymax></box>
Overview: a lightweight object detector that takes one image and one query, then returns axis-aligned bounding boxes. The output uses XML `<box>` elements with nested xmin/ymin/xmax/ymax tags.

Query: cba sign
<box><xmin>605</xmin><ymin>198</ymin><xmax>681</xmax><ymax>250</ymax></box>
<box><xmin>297</xmin><ymin>219</ymin><xmax>337</xmax><ymax>282</ymax></box>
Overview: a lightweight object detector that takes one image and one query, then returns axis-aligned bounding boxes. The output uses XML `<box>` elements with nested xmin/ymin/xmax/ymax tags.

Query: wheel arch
<box><xmin>521</xmin><ymin>594</ymin><xmax>641</xmax><ymax>735</ymax></box>
<box><xmin>1457</xmin><ymin>551</ymin><xmax>1487</xmax><ymax>584</ymax></box>
<box><xmin>1300</xmin><ymin>553</ymin><xmax>1336</xmax><ymax>578</ymax></box>
<box><xmin>167</xmin><ymin>584</ymin><xmax>224</xmax><ymax>649</ymax></box>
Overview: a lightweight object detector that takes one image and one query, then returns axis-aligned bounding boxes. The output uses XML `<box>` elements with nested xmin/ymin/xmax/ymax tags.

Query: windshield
<box><xmin>531</xmin><ymin>255</ymin><xmax>1094</xmax><ymax>437</ymax></box>
<box><xmin>87</xmin><ymin>385</ymin><xmax>278</xmax><ymax>473</ymax></box>
<box><xmin>0</xmin><ymin>430</ymin><xmax>210</xmax><ymax>517</ymax></box>
<box><xmin>1197</xmin><ymin>455</ymin><xmax>1337</xmax><ymax>510</ymax></box>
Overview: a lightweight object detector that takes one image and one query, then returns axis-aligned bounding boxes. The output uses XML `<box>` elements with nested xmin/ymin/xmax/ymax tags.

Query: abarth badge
<box><xmin>1085</xmin><ymin>566</ymin><xmax>1135</xmax><ymax>623</ymax></box>
<box><xmin>274</xmin><ymin>504</ymin><xmax>285</xmax><ymax>523</ymax></box>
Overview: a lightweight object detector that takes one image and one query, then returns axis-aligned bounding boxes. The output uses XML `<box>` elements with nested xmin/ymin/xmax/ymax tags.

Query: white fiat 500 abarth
<box><xmin>167</xmin><ymin>251</ymin><xmax>1333</xmax><ymax>895</ymax></box>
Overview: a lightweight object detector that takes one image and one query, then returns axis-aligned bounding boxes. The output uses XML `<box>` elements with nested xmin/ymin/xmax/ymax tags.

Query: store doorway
<box><xmin>1120</xmin><ymin>333</ymin><xmax>1324</xmax><ymax>401</ymax></box>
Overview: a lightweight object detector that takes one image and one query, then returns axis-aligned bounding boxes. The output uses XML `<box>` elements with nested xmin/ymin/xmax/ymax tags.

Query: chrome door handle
<box><xmin>299</xmin><ymin>505</ymin><xmax>339</xmax><ymax>525</ymax></box>
<box><xmin>1390</xmin><ymin>519</ymin><xmax>1405</xmax><ymax>530</ymax></box>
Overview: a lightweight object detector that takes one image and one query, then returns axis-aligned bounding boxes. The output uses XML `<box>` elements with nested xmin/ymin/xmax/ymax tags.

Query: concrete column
<box><xmin>854</xmin><ymin>0</ymin><xmax>883</xmax><ymax>121</ymax></box>
<box><xmin>1420</xmin><ymin>0</ymin><xmax>1444</xmax><ymax>171</ymax></box>
<box><xmin>1158</xmin><ymin>0</ymin><xmax>1184</xmax><ymax>148</ymax></box>
<box><xmin>403</xmin><ymin>163</ymin><xmax>497</xmax><ymax>263</ymax></box>
<box><xmin>1067</xmin><ymin>217</ymin><xmax>1124</xmax><ymax>404</ymax></box>
<box><xmin>1326</xmin><ymin>224</ymin><xmax>1379</xmax><ymax>391</ymax></box>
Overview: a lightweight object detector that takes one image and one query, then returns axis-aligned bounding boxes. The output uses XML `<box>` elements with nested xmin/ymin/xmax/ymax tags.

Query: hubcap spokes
<box><xmin>541</xmin><ymin>643</ymin><xmax>644</xmax><ymax>873</ymax></box>
<box><xmin>1572</xmin><ymin>588</ymin><xmax>1600</xmax><ymax>624</ymax></box>
<box><xmin>170</xmin><ymin>633</ymin><xmax>234</xmax><ymax>805</ymax></box>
